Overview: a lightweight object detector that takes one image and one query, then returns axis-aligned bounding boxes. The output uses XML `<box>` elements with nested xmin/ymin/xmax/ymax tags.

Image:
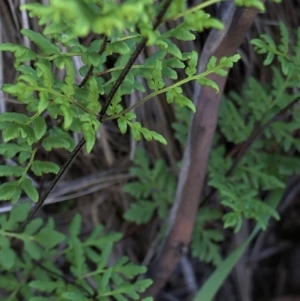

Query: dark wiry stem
<box><xmin>79</xmin><ymin>35</ymin><xmax>108</xmax><ymax>88</ymax></box>
<box><xmin>18</xmin><ymin>138</ymin><xmax>85</xmax><ymax>232</ymax></box>
<box><xmin>17</xmin><ymin>0</ymin><xmax>173</xmax><ymax>231</ymax></box>
<box><xmin>97</xmin><ymin>40</ymin><xmax>146</xmax><ymax>120</ymax></box>
<box><xmin>98</xmin><ymin>0</ymin><xmax>173</xmax><ymax>121</ymax></box>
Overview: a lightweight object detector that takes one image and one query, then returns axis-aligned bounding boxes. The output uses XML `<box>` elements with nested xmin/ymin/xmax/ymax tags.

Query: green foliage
<box><xmin>251</xmin><ymin>22</ymin><xmax>297</xmax><ymax>76</ymax></box>
<box><xmin>210</xmin><ymin>23</ymin><xmax>300</xmax><ymax>232</ymax></box>
<box><xmin>191</xmin><ymin>208</ymin><xmax>224</xmax><ymax>266</ymax></box>
<box><xmin>22</xmin><ymin>0</ymin><xmax>156</xmax><ymax>41</ymax></box>
<box><xmin>0</xmin><ymin>0</ymin><xmax>285</xmax><ymax>299</ymax></box>
<box><xmin>192</xmin><ymin>189</ymin><xmax>284</xmax><ymax>301</ymax></box>
<box><xmin>234</xmin><ymin>0</ymin><xmax>282</xmax><ymax>11</ymax></box>
<box><xmin>117</xmin><ymin>112</ymin><xmax>168</xmax><ymax>145</ymax></box>
<box><xmin>234</xmin><ymin>0</ymin><xmax>266</xmax><ymax>11</ymax></box>
<box><xmin>0</xmin><ymin>205</ymin><xmax>152</xmax><ymax>300</ymax></box>
<box><xmin>123</xmin><ymin>147</ymin><xmax>176</xmax><ymax>224</ymax></box>
<box><xmin>170</xmin><ymin>22</ymin><xmax>300</xmax><ymax>263</ymax></box>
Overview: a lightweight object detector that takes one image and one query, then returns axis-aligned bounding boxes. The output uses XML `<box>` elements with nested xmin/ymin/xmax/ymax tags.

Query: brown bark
<box><xmin>143</xmin><ymin>3</ymin><xmax>260</xmax><ymax>298</ymax></box>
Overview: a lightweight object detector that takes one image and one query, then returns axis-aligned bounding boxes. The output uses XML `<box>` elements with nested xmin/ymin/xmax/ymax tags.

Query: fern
<box><xmin>191</xmin><ymin>208</ymin><xmax>225</xmax><ymax>266</ymax></box>
<box><xmin>169</xmin><ymin>23</ymin><xmax>300</xmax><ymax>256</ymax></box>
<box><xmin>123</xmin><ymin>148</ymin><xmax>176</xmax><ymax>224</ymax></box>
<box><xmin>0</xmin><ymin>0</ymin><xmax>285</xmax><ymax>299</ymax></box>
<box><xmin>251</xmin><ymin>21</ymin><xmax>292</xmax><ymax>74</ymax></box>
<box><xmin>209</xmin><ymin>23</ymin><xmax>300</xmax><ymax>231</ymax></box>
<box><xmin>0</xmin><ymin>204</ymin><xmax>152</xmax><ymax>301</ymax></box>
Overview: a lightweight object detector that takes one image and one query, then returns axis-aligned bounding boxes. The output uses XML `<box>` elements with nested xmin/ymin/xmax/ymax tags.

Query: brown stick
<box><xmin>142</xmin><ymin>3</ymin><xmax>260</xmax><ymax>297</ymax></box>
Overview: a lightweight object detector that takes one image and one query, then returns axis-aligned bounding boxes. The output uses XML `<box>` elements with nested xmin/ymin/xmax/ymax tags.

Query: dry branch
<box><xmin>143</xmin><ymin>3</ymin><xmax>261</xmax><ymax>297</ymax></box>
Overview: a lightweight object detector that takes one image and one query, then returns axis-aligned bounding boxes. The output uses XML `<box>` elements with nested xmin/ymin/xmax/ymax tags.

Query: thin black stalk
<box><xmin>79</xmin><ymin>35</ymin><xmax>108</xmax><ymax>88</ymax></box>
<box><xmin>98</xmin><ymin>0</ymin><xmax>173</xmax><ymax>121</ymax></box>
<box><xmin>17</xmin><ymin>0</ymin><xmax>173</xmax><ymax>231</ymax></box>
<box><xmin>18</xmin><ymin>138</ymin><xmax>86</xmax><ymax>231</ymax></box>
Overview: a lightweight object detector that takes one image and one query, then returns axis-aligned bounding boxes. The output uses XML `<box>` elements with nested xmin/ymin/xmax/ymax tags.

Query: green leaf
<box><xmin>36</xmin><ymin>59</ymin><xmax>53</xmax><ymax>88</ymax></box>
<box><xmin>0</xmin><ymin>165</ymin><xmax>24</xmax><ymax>177</ymax></box>
<box><xmin>164</xmin><ymin>39</ymin><xmax>182</xmax><ymax>59</ymax></box>
<box><xmin>21</xmin><ymin>28</ymin><xmax>60</xmax><ymax>55</ymax></box>
<box><xmin>24</xmin><ymin>240</ymin><xmax>41</xmax><ymax>260</ymax></box>
<box><xmin>219</xmin><ymin>54</ymin><xmax>241</xmax><ymax>68</ymax></box>
<box><xmin>143</xmin><ymin>50</ymin><xmax>166</xmax><ymax>67</ymax></box>
<box><xmin>147</xmin><ymin>59</ymin><xmax>165</xmax><ymax>91</ymax></box>
<box><xmin>3</xmin><ymin>123</ymin><xmax>36</xmax><ymax>144</ymax></box>
<box><xmin>166</xmin><ymin>88</ymin><xmax>196</xmax><ymax>112</ymax></box>
<box><xmin>98</xmin><ymin>242</ymin><xmax>113</xmax><ymax>269</ymax></box>
<box><xmin>0</xmin><ymin>247</ymin><xmax>16</xmax><ymax>269</ymax></box>
<box><xmin>214</xmin><ymin>68</ymin><xmax>228</xmax><ymax>77</ymax></box>
<box><xmin>35</xmin><ymin>228</ymin><xmax>65</xmax><ymax>249</ymax></box>
<box><xmin>198</xmin><ymin>77</ymin><xmax>219</xmax><ymax>93</ymax></box>
<box><xmin>124</xmin><ymin>112</ymin><xmax>136</xmax><ymax>120</ymax></box>
<box><xmin>0</xmin><ymin>182</ymin><xmax>20</xmax><ymax>201</ymax></box>
<box><xmin>116</xmin><ymin>259</ymin><xmax>147</xmax><ymax>278</ymax></box>
<box><xmin>0</xmin><ymin>43</ymin><xmax>36</xmax><ymax>66</ymax></box>
<box><xmin>162</xmin><ymin>66</ymin><xmax>178</xmax><ymax>79</ymax></box>
<box><xmin>99</xmin><ymin>268</ymin><xmax>113</xmax><ymax>292</ymax></box>
<box><xmin>86</xmin><ymin>77</ymin><xmax>102</xmax><ymax>111</ymax></box>
<box><xmin>69</xmin><ymin>214</ymin><xmax>82</xmax><ymax>238</ymax></box>
<box><xmin>24</xmin><ymin>219</ymin><xmax>43</xmax><ymax>235</ymax></box>
<box><xmin>18</xmin><ymin>151</ymin><xmax>32</xmax><ymax>164</ymax></box>
<box><xmin>279</xmin><ymin>21</ymin><xmax>289</xmax><ymax>53</ymax></box>
<box><xmin>29</xmin><ymin>280</ymin><xmax>60</xmax><ymax>293</ymax></box>
<box><xmin>106</xmin><ymin>40</ymin><xmax>131</xmax><ymax>55</ymax></box>
<box><xmin>11</xmin><ymin>186</ymin><xmax>22</xmax><ymax>204</ymax></box>
<box><xmin>184</xmin><ymin>10</ymin><xmax>224</xmax><ymax>32</ymax></box>
<box><xmin>164</xmin><ymin>23</ymin><xmax>195</xmax><ymax>41</ymax></box>
<box><xmin>263</xmin><ymin>51</ymin><xmax>274</xmax><ymax>65</ymax></box>
<box><xmin>235</xmin><ymin>0</ymin><xmax>265</xmax><ymax>11</ymax></box>
<box><xmin>82</xmin><ymin>123</ymin><xmax>96</xmax><ymax>153</ymax></box>
<box><xmin>0</xmin><ymin>275</ymin><xmax>18</xmax><ymax>290</ymax></box>
<box><xmin>176</xmin><ymin>95</ymin><xmax>196</xmax><ymax>112</ymax></box>
<box><xmin>185</xmin><ymin>51</ymin><xmax>198</xmax><ymax>76</ymax></box>
<box><xmin>62</xmin><ymin>292</ymin><xmax>89</xmax><ymax>301</ymax></box>
<box><xmin>82</xmin><ymin>51</ymin><xmax>102</xmax><ymax>66</ymax></box>
<box><xmin>134</xmin><ymin>278</ymin><xmax>153</xmax><ymax>292</ymax></box>
<box><xmin>31</xmin><ymin>160</ymin><xmax>60</xmax><ymax>176</ymax></box>
<box><xmin>55</xmin><ymin>56</ymin><xmax>75</xmax><ymax>96</ymax></box>
<box><xmin>42</xmin><ymin>136</ymin><xmax>71</xmax><ymax>151</ymax></box>
<box><xmin>0</xmin><ymin>143</ymin><xmax>28</xmax><ymax>158</ymax></box>
<box><xmin>2</xmin><ymin>124</ymin><xmax>21</xmax><ymax>141</ymax></box>
<box><xmin>164</xmin><ymin>57</ymin><xmax>185</xmax><ymax>69</ymax></box>
<box><xmin>124</xmin><ymin>201</ymin><xmax>156</xmax><ymax>224</ymax></box>
<box><xmin>118</xmin><ymin>117</ymin><xmax>128</xmax><ymax>134</ymax></box>
<box><xmin>71</xmin><ymin>237</ymin><xmax>84</xmax><ymax>275</ymax></box>
<box><xmin>38</xmin><ymin>92</ymin><xmax>50</xmax><ymax>114</ymax></box>
<box><xmin>0</xmin><ymin>112</ymin><xmax>30</xmax><ymax>123</ymax></box>
<box><xmin>31</xmin><ymin>117</ymin><xmax>47</xmax><ymax>140</ymax></box>
<box><xmin>8</xmin><ymin>202</ymin><xmax>32</xmax><ymax>226</ymax></box>
<box><xmin>207</xmin><ymin>56</ymin><xmax>217</xmax><ymax>70</ymax></box>
<box><xmin>191</xmin><ymin>226</ymin><xmax>224</xmax><ymax>265</ymax></box>
<box><xmin>21</xmin><ymin>178</ymin><xmax>39</xmax><ymax>202</ymax></box>
<box><xmin>17</xmin><ymin>64</ymin><xmax>38</xmax><ymax>78</ymax></box>
<box><xmin>123</xmin><ymin>182</ymin><xmax>147</xmax><ymax>198</ymax></box>
<box><xmin>150</xmin><ymin>131</ymin><xmax>168</xmax><ymax>145</ymax></box>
